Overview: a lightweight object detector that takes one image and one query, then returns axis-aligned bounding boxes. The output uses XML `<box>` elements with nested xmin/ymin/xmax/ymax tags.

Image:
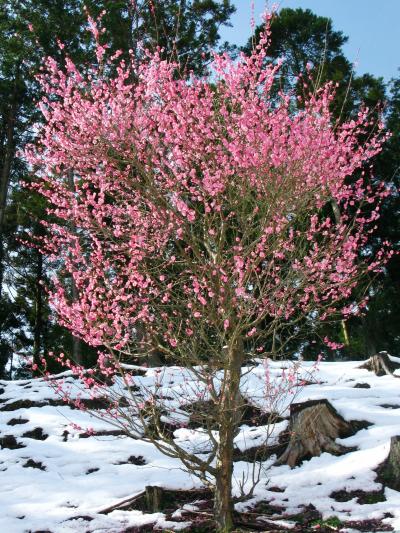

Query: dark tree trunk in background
<box><xmin>32</xmin><ymin>249</ymin><xmax>44</xmax><ymax>376</ymax></box>
<box><xmin>0</xmin><ymin>65</ymin><xmax>21</xmax><ymax>303</ymax></box>
<box><xmin>0</xmin><ymin>64</ymin><xmax>20</xmax><ymax>237</ymax></box>
<box><xmin>0</xmin><ymin>235</ymin><xmax>4</xmax><ymax>303</ymax></box>
<box><xmin>0</xmin><ymin>65</ymin><xmax>21</xmax><ymax>376</ymax></box>
<box><xmin>70</xmin><ymin>274</ymin><xmax>82</xmax><ymax>365</ymax></box>
<box><xmin>362</xmin><ymin>316</ymin><xmax>378</xmax><ymax>357</ymax></box>
<box><xmin>68</xmin><ymin>170</ymin><xmax>82</xmax><ymax>365</ymax></box>
<box><xmin>331</xmin><ymin>199</ymin><xmax>351</xmax><ymax>350</ymax></box>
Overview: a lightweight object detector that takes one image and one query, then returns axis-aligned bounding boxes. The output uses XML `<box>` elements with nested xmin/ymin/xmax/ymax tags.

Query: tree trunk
<box><xmin>330</xmin><ymin>199</ymin><xmax>351</xmax><ymax>353</ymax></box>
<box><xmin>145</xmin><ymin>485</ymin><xmax>164</xmax><ymax>512</ymax></box>
<box><xmin>67</xmin><ymin>170</ymin><xmax>82</xmax><ymax>365</ymax></box>
<box><xmin>360</xmin><ymin>311</ymin><xmax>379</xmax><ymax>357</ymax></box>
<box><xmin>70</xmin><ymin>275</ymin><xmax>82</xmax><ymax>365</ymax></box>
<box><xmin>276</xmin><ymin>399</ymin><xmax>353</xmax><ymax>468</ymax></box>
<box><xmin>214</xmin><ymin>466</ymin><xmax>234</xmax><ymax>533</ymax></box>
<box><xmin>0</xmin><ymin>234</ymin><xmax>4</xmax><ymax>302</ymax></box>
<box><xmin>214</xmin><ymin>337</ymin><xmax>244</xmax><ymax>533</ymax></box>
<box><xmin>135</xmin><ymin>322</ymin><xmax>163</xmax><ymax>367</ymax></box>
<box><xmin>0</xmin><ymin>64</ymin><xmax>20</xmax><ymax>237</ymax></box>
<box><xmin>32</xmin><ymin>249</ymin><xmax>44</xmax><ymax>376</ymax></box>
<box><xmin>0</xmin><ymin>65</ymin><xmax>21</xmax><ymax>306</ymax></box>
<box><xmin>0</xmin><ymin>65</ymin><xmax>21</xmax><ymax>377</ymax></box>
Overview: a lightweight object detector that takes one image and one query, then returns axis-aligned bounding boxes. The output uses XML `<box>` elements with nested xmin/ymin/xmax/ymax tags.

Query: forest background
<box><xmin>0</xmin><ymin>0</ymin><xmax>398</xmax><ymax>378</ymax></box>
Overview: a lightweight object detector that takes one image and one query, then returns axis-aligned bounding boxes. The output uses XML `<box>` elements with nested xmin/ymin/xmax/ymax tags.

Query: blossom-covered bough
<box><xmin>25</xmin><ymin>12</ymin><xmax>391</xmax><ymax>532</ymax></box>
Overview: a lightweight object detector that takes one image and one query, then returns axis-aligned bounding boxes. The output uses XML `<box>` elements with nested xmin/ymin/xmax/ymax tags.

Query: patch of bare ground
<box><xmin>0</xmin><ymin>434</ymin><xmax>26</xmax><ymax>449</ymax></box>
<box><xmin>22</xmin><ymin>427</ymin><xmax>48</xmax><ymax>440</ymax></box>
<box><xmin>23</xmin><ymin>459</ymin><xmax>46</xmax><ymax>471</ymax></box>
<box><xmin>78</xmin><ymin>429</ymin><xmax>126</xmax><ymax>438</ymax></box>
<box><xmin>25</xmin><ymin>491</ymin><xmax>395</xmax><ymax>532</ymax></box>
<box><xmin>183</xmin><ymin>399</ymin><xmax>283</xmax><ymax>430</ymax></box>
<box><xmin>7</xmin><ymin>417</ymin><xmax>29</xmax><ymax>425</ymax></box>
<box><xmin>0</xmin><ymin>396</ymin><xmax>110</xmax><ymax>411</ymax></box>
<box><xmin>330</xmin><ymin>488</ymin><xmax>386</xmax><ymax>504</ymax></box>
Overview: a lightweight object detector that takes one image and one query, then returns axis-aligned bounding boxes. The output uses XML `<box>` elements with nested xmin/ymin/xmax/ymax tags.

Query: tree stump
<box><xmin>359</xmin><ymin>352</ymin><xmax>400</xmax><ymax>376</ymax></box>
<box><xmin>145</xmin><ymin>485</ymin><xmax>164</xmax><ymax>512</ymax></box>
<box><xmin>378</xmin><ymin>436</ymin><xmax>400</xmax><ymax>491</ymax></box>
<box><xmin>276</xmin><ymin>399</ymin><xmax>353</xmax><ymax>468</ymax></box>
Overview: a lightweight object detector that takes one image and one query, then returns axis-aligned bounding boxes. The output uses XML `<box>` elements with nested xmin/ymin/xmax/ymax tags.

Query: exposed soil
<box><xmin>183</xmin><ymin>399</ymin><xmax>283</xmax><ymax>430</ymax></box>
<box><xmin>7</xmin><ymin>417</ymin><xmax>29</xmax><ymax>425</ymax></box>
<box><xmin>86</xmin><ymin>467</ymin><xmax>99</xmax><ymax>474</ymax></box>
<box><xmin>78</xmin><ymin>429</ymin><xmax>127</xmax><ymax>438</ymax></box>
<box><xmin>0</xmin><ymin>396</ymin><xmax>110</xmax><ymax>412</ymax></box>
<box><xmin>64</xmin><ymin>514</ymin><xmax>94</xmax><ymax>523</ymax></box>
<box><xmin>23</xmin><ymin>459</ymin><xmax>46</xmax><ymax>471</ymax></box>
<box><xmin>250</xmin><ymin>499</ymin><xmax>287</xmax><ymax>516</ymax></box>
<box><xmin>143</xmin><ymin>419</ymin><xmax>180</xmax><ymax>439</ymax></box>
<box><xmin>22</xmin><ymin>427</ymin><xmax>48</xmax><ymax>441</ymax></box>
<box><xmin>0</xmin><ymin>434</ymin><xmax>26</xmax><ymax>449</ymax></box>
<box><xmin>128</xmin><ymin>368</ymin><xmax>147</xmax><ymax>377</ymax></box>
<box><xmin>241</xmin><ymin>403</ymin><xmax>285</xmax><ymax>426</ymax></box>
<box><xmin>349</xmin><ymin>419</ymin><xmax>372</xmax><ymax>434</ymax></box>
<box><xmin>8</xmin><ymin>479</ymin><xmax>397</xmax><ymax>532</ymax></box>
<box><xmin>343</xmin><ymin>517</ymin><xmax>393</xmax><ymax>531</ymax></box>
<box><xmin>1</xmin><ymin>399</ymin><xmax>63</xmax><ymax>411</ymax></box>
<box><xmin>233</xmin><ymin>440</ymin><xmax>287</xmax><ymax>462</ymax></box>
<box><xmin>108</xmin><ymin>491</ymin><xmax>395</xmax><ymax>532</ymax></box>
<box><xmin>268</xmin><ymin>486</ymin><xmax>285</xmax><ymax>493</ymax></box>
<box><xmin>330</xmin><ymin>488</ymin><xmax>386</xmax><ymax>504</ymax></box>
<box><xmin>114</xmin><ymin>455</ymin><xmax>146</xmax><ymax>466</ymax></box>
<box><xmin>105</xmin><ymin>487</ymin><xmax>213</xmax><ymax>514</ymax></box>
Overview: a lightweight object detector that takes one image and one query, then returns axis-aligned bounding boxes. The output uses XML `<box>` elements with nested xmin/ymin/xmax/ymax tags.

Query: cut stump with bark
<box><xmin>100</xmin><ymin>486</ymin><xmax>164</xmax><ymax>515</ymax></box>
<box><xmin>359</xmin><ymin>352</ymin><xmax>400</xmax><ymax>376</ymax></box>
<box><xmin>145</xmin><ymin>485</ymin><xmax>164</xmax><ymax>512</ymax></box>
<box><xmin>378</xmin><ymin>436</ymin><xmax>400</xmax><ymax>491</ymax></box>
<box><xmin>276</xmin><ymin>399</ymin><xmax>354</xmax><ymax>468</ymax></box>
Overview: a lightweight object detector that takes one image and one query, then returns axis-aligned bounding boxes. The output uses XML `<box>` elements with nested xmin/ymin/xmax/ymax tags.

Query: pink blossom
<box><xmin>24</xmin><ymin>9</ymin><xmax>390</xmax><ymax>396</ymax></box>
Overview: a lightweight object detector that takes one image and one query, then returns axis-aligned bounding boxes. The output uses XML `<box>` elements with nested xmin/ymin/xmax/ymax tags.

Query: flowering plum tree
<box><xmin>26</xmin><ymin>13</ymin><xmax>390</xmax><ymax>532</ymax></box>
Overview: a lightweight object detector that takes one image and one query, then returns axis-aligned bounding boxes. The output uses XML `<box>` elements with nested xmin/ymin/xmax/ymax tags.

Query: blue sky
<box><xmin>219</xmin><ymin>1</ymin><xmax>399</xmax><ymax>82</ymax></box>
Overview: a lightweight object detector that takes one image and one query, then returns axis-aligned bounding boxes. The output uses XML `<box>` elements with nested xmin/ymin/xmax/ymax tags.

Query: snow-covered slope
<box><xmin>1</xmin><ymin>360</ymin><xmax>400</xmax><ymax>532</ymax></box>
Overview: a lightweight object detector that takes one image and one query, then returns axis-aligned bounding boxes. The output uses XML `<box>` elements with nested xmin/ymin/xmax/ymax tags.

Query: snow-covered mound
<box><xmin>1</xmin><ymin>359</ymin><xmax>400</xmax><ymax>532</ymax></box>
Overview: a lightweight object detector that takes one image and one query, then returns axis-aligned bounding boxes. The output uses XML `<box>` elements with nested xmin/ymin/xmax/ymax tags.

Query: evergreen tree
<box><xmin>243</xmin><ymin>8</ymin><xmax>386</xmax><ymax>121</ymax></box>
<box><xmin>243</xmin><ymin>8</ymin><xmax>398</xmax><ymax>359</ymax></box>
<box><xmin>243</xmin><ymin>8</ymin><xmax>347</xmax><ymax>89</ymax></box>
<box><xmin>359</xmin><ymin>74</ymin><xmax>400</xmax><ymax>356</ymax></box>
<box><xmin>0</xmin><ymin>0</ymin><xmax>98</xmax><ymax>376</ymax></box>
<box><xmin>84</xmin><ymin>0</ymin><xmax>235</xmax><ymax>75</ymax></box>
<box><xmin>0</xmin><ymin>0</ymin><xmax>235</xmax><ymax>376</ymax></box>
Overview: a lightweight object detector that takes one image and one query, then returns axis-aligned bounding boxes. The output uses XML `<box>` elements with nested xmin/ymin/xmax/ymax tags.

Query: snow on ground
<box><xmin>1</xmin><ymin>359</ymin><xmax>400</xmax><ymax>532</ymax></box>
